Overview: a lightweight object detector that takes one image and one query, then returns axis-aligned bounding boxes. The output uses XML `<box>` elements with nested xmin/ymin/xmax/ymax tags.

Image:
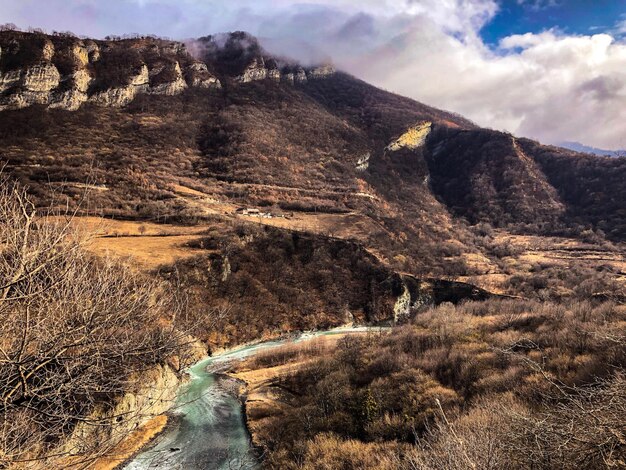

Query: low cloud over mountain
<box><xmin>2</xmin><ymin>0</ymin><xmax>625</xmax><ymax>149</ymax></box>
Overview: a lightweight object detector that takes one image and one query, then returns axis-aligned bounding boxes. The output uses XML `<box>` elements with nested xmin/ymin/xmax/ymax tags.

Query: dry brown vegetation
<box><xmin>0</xmin><ymin>177</ymin><xmax>188</xmax><ymax>467</ymax></box>
<box><xmin>166</xmin><ymin>223</ymin><xmax>405</xmax><ymax>347</ymax></box>
<box><xmin>235</xmin><ymin>299</ymin><xmax>625</xmax><ymax>469</ymax></box>
<box><xmin>1</xmin><ymin>30</ymin><xmax>626</xmax><ymax>469</ymax></box>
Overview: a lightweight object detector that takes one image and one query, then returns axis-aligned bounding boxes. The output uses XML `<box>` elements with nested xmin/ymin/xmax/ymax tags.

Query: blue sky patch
<box><xmin>481</xmin><ymin>0</ymin><xmax>625</xmax><ymax>45</ymax></box>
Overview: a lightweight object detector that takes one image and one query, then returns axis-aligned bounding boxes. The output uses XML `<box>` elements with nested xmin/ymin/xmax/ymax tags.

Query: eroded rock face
<box><xmin>308</xmin><ymin>64</ymin><xmax>335</xmax><ymax>79</ymax></box>
<box><xmin>42</xmin><ymin>40</ymin><xmax>54</xmax><ymax>61</ymax></box>
<box><xmin>50</xmin><ymin>69</ymin><xmax>93</xmax><ymax>110</ymax></box>
<box><xmin>295</xmin><ymin>67</ymin><xmax>308</xmax><ymax>83</ymax></box>
<box><xmin>22</xmin><ymin>63</ymin><xmax>61</xmax><ymax>92</ymax></box>
<box><xmin>65</xmin><ymin>364</ymin><xmax>181</xmax><ymax>455</ymax></box>
<box><xmin>72</xmin><ymin>43</ymin><xmax>89</xmax><ymax>66</ymax></box>
<box><xmin>393</xmin><ymin>283</ymin><xmax>412</xmax><ymax>323</ymax></box>
<box><xmin>0</xmin><ymin>31</ymin><xmax>336</xmax><ymax>111</ymax></box>
<box><xmin>90</xmin><ymin>64</ymin><xmax>149</xmax><ymax>107</ymax></box>
<box><xmin>45</xmin><ymin>338</ymin><xmax>207</xmax><ymax>466</ymax></box>
<box><xmin>149</xmin><ymin>61</ymin><xmax>188</xmax><ymax>96</ymax></box>
<box><xmin>387</xmin><ymin>122</ymin><xmax>433</xmax><ymax>151</ymax></box>
<box><xmin>85</xmin><ymin>41</ymin><xmax>100</xmax><ymax>62</ymax></box>
<box><xmin>0</xmin><ymin>32</ymin><xmax>227</xmax><ymax>111</ymax></box>
<box><xmin>356</xmin><ymin>153</ymin><xmax>370</xmax><ymax>171</ymax></box>
<box><xmin>186</xmin><ymin>62</ymin><xmax>221</xmax><ymax>89</ymax></box>
<box><xmin>0</xmin><ymin>69</ymin><xmax>21</xmax><ymax>93</ymax></box>
<box><xmin>237</xmin><ymin>57</ymin><xmax>268</xmax><ymax>83</ymax></box>
<box><xmin>267</xmin><ymin>68</ymin><xmax>281</xmax><ymax>81</ymax></box>
<box><xmin>0</xmin><ymin>63</ymin><xmax>61</xmax><ymax>110</ymax></box>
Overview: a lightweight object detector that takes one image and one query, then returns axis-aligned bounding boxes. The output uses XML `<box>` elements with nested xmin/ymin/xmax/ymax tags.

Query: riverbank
<box><xmin>121</xmin><ymin>326</ymin><xmax>387</xmax><ymax>469</ymax></box>
<box><xmin>228</xmin><ymin>331</ymin><xmax>375</xmax><ymax>451</ymax></box>
<box><xmin>92</xmin><ymin>415</ymin><xmax>169</xmax><ymax>470</ymax></box>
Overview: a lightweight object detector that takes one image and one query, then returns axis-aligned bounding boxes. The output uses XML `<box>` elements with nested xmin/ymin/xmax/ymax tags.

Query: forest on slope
<box><xmin>0</xmin><ymin>29</ymin><xmax>624</xmax><ymax>468</ymax></box>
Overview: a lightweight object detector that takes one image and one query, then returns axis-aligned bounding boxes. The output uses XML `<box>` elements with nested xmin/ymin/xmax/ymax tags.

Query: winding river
<box><xmin>123</xmin><ymin>326</ymin><xmax>384</xmax><ymax>470</ymax></box>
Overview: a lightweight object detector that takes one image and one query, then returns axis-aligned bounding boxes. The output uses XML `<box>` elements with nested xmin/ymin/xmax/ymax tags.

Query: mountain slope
<box><xmin>0</xmin><ymin>29</ymin><xmax>625</xmax><ymax>279</ymax></box>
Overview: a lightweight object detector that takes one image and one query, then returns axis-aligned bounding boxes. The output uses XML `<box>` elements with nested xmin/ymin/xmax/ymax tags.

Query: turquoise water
<box><xmin>124</xmin><ymin>327</ymin><xmax>384</xmax><ymax>469</ymax></box>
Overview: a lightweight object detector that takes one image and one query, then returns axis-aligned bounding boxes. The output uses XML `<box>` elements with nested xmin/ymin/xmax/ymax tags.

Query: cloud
<box><xmin>0</xmin><ymin>0</ymin><xmax>625</xmax><ymax>149</ymax></box>
<box><xmin>516</xmin><ymin>0</ymin><xmax>561</xmax><ymax>11</ymax></box>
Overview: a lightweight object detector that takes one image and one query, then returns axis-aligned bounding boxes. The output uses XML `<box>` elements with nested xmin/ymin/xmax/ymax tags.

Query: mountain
<box><xmin>1</xmin><ymin>28</ymin><xmax>625</xmax><ymax>470</ymax></box>
<box><xmin>1</xmin><ymin>29</ymin><xmax>625</xmax><ymax>270</ymax></box>
<box><xmin>559</xmin><ymin>141</ymin><xmax>624</xmax><ymax>157</ymax></box>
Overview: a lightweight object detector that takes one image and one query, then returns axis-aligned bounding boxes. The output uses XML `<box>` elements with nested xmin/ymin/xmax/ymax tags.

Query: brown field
<box><xmin>88</xmin><ymin>234</ymin><xmax>209</xmax><ymax>271</ymax></box>
<box><xmin>69</xmin><ymin>213</ymin><xmax>626</xmax><ymax>295</ymax></box>
<box><xmin>69</xmin><ymin>208</ymin><xmax>385</xmax><ymax>273</ymax></box>
<box><xmin>59</xmin><ymin>217</ymin><xmax>209</xmax><ymax>271</ymax></box>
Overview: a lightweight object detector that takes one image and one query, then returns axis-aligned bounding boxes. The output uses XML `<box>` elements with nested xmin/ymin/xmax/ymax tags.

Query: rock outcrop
<box><xmin>356</xmin><ymin>153</ymin><xmax>370</xmax><ymax>171</ymax></box>
<box><xmin>386</xmin><ymin>121</ymin><xmax>432</xmax><ymax>151</ymax></box>
<box><xmin>0</xmin><ymin>30</ymin><xmax>338</xmax><ymax>111</ymax></box>
<box><xmin>236</xmin><ymin>57</ymin><xmax>268</xmax><ymax>83</ymax></box>
<box><xmin>0</xmin><ymin>63</ymin><xmax>61</xmax><ymax>110</ymax></box>
<box><xmin>267</xmin><ymin>67</ymin><xmax>281</xmax><ymax>81</ymax></box>
<box><xmin>90</xmin><ymin>64</ymin><xmax>149</xmax><ymax>107</ymax></box>
<box><xmin>54</xmin><ymin>337</ymin><xmax>206</xmax><ymax>464</ymax></box>
<box><xmin>186</xmin><ymin>62</ymin><xmax>221</xmax><ymax>89</ymax></box>
<box><xmin>149</xmin><ymin>61</ymin><xmax>188</xmax><ymax>96</ymax></box>
<box><xmin>50</xmin><ymin>69</ymin><xmax>92</xmax><ymax>110</ymax></box>
<box><xmin>295</xmin><ymin>67</ymin><xmax>308</xmax><ymax>83</ymax></box>
<box><xmin>393</xmin><ymin>282</ymin><xmax>412</xmax><ymax>323</ymax></box>
<box><xmin>64</xmin><ymin>364</ymin><xmax>181</xmax><ymax>456</ymax></box>
<box><xmin>0</xmin><ymin>31</ymin><xmax>223</xmax><ymax>111</ymax></box>
<box><xmin>308</xmin><ymin>64</ymin><xmax>335</xmax><ymax>79</ymax></box>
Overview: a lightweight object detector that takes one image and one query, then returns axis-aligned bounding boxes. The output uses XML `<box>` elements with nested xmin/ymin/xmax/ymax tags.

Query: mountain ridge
<box><xmin>1</xmin><ymin>28</ymin><xmax>625</xmax><ymax>270</ymax></box>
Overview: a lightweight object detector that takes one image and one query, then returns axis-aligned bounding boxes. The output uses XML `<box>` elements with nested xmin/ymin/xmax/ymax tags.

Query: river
<box><xmin>123</xmin><ymin>326</ymin><xmax>385</xmax><ymax>470</ymax></box>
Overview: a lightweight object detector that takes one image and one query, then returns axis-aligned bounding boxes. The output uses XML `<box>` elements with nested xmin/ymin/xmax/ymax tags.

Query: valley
<box><xmin>0</xmin><ymin>27</ymin><xmax>624</xmax><ymax>470</ymax></box>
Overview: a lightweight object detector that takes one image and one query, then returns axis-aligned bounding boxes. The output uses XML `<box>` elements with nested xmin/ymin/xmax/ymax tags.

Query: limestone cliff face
<box><xmin>149</xmin><ymin>61</ymin><xmax>188</xmax><ymax>96</ymax></box>
<box><xmin>0</xmin><ymin>30</ymin><xmax>337</xmax><ymax>111</ymax></box>
<box><xmin>295</xmin><ymin>67</ymin><xmax>308</xmax><ymax>83</ymax></box>
<box><xmin>186</xmin><ymin>61</ymin><xmax>221</xmax><ymax>89</ymax></box>
<box><xmin>50</xmin><ymin>69</ymin><xmax>92</xmax><ymax>110</ymax></box>
<box><xmin>267</xmin><ymin>67</ymin><xmax>281</xmax><ymax>81</ymax></box>
<box><xmin>236</xmin><ymin>58</ymin><xmax>288</xmax><ymax>83</ymax></box>
<box><xmin>308</xmin><ymin>64</ymin><xmax>335</xmax><ymax>80</ymax></box>
<box><xmin>236</xmin><ymin>57</ymin><xmax>268</xmax><ymax>83</ymax></box>
<box><xmin>0</xmin><ymin>31</ymin><xmax>223</xmax><ymax>111</ymax></box>
<box><xmin>356</xmin><ymin>153</ymin><xmax>371</xmax><ymax>171</ymax></box>
<box><xmin>90</xmin><ymin>64</ymin><xmax>149</xmax><ymax>107</ymax></box>
<box><xmin>387</xmin><ymin>121</ymin><xmax>433</xmax><ymax>152</ymax></box>
<box><xmin>0</xmin><ymin>63</ymin><xmax>61</xmax><ymax>110</ymax></box>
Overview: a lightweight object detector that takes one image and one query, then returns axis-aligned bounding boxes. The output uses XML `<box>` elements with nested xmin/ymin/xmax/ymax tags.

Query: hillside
<box><xmin>1</xmin><ymin>30</ymin><xmax>624</xmax><ymax>287</ymax></box>
<box><xmin>0</xmin><ymin>28</ymin><xmax>625</xmax><ymax>469</ymax></box>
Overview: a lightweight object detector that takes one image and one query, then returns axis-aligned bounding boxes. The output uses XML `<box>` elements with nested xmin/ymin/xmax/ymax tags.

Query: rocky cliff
<box><xmin>0</xmin><ymin>31</ymin><xmax>222</xmax><ymax>110</ymax></box>
<box><xmin>0</xmin><ymin>30</ymin><xmax>336</xmax><ymax>111</ymax></box>
<box><xmin>47</xmin><ymin>338</ymin><xmax>207</xmax><ymax>468</ymax></box>
<box><xmin>195</xmin><ymin>31</ymin><xmax>334</xmax><ymax>85</ymax></box>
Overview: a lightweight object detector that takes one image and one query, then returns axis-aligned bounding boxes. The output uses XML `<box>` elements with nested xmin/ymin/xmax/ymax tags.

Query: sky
<box><xmin>1</xmin><ymin>0</ymin><xmax>625</xmax><ymax>149</ymax></box>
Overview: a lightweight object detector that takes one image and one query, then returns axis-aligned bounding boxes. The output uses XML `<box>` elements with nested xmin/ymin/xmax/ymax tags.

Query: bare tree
<box><xmin>0</xmin><ymin>177</ymin><xmax>185</xmax><ymax>467</ymax></box>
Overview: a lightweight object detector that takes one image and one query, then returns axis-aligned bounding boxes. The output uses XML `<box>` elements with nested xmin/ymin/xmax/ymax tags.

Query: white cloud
<box><xmin>516</xmin><ymin>0</ymin><xmax>561</xmax><ymax>11</ymax></box>
<box><xmin>1</xmin><ymin>0</ymin><xmax>625</xmax><ymax>149</ymax></box>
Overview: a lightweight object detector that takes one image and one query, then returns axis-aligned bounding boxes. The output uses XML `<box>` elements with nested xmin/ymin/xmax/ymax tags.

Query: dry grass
<box><xmin>231</xmin><ymin>334</ymin><xmax>369</xmax><ymax>450</ymax></box>
<box><xmin>60</xmin><ymin>217</ymin><xmax>210</xmax><ymax>271</ymax></box>
<box><xmin>169</xmin><ymin>183</ymin><xmax>211</xmax><ymax>198</ymax></box>
<box><xmin>58</xmin><ymin>216</ymin><xmax>206</xmax><ymax>237</ymax></box>
<box><xmin>235</xmin><ymin>299</ymin><xmax>626</xmax><ymax>469</ymax></box>
<box><xmin>88</xmin><ymin>234</ymin><xmax>208</xmax><ymax>271</ymax></box>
